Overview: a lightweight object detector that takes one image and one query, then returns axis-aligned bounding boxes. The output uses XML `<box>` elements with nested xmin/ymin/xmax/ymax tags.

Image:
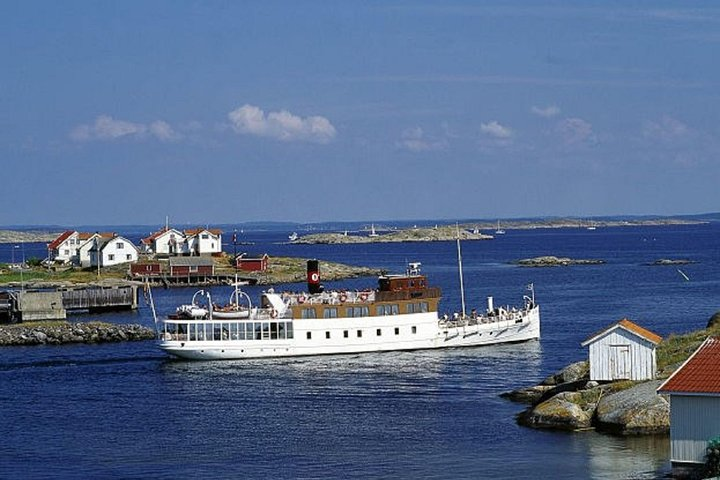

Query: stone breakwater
<box><xmin>0</xmin><ymin>322</ymin><xmax>155</xmax><ymax>346</ymax></box>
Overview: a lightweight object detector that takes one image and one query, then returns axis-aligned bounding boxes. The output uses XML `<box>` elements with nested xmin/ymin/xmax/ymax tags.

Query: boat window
<box><xmin>262</xmin><ymin>322</ymin><xmax>270</xmax><ymax>340</ymax></box>
<box><xmin>357</xmin><ymin>330</ymin><xmax>362</xmax><ymax>338</ymax></box>
<box><xmin>420</xmin><ymin>302</ymin><xmax>429</xmax><ymax>313</ymax></box>
<box><xmin>325</xmin><ymin>331</ymin><xmax>330</xmax><ymax>339</ymax></box>
<box><xmin>376</xmin><ymin>328</ymin><xmax>382</xmax><ymax>336</ymax></box>
<box><xmin>301</xmin><ymin>308</ymin><xmax>316</xmax><ymax>319</ymax></box>
<box><xmin>411</xmin><ymin>326</ymin><xmax>417</xmax><ymax>334</ymax></box>
<box><xmin>346</xmin><ymin>306</ymin><xmax>369</xmax><ymax>318</ymax></box>
<box><xmin>323</xmin><ymin>307</ymin><xmax>338</xmax><ymax>319</ymax></box>
<box><xmin>394</xmin><ymin>327</ymin><xmax>399</xmax><ymax>335</ymax></box>
<box><xmin>307</xmin><ymin>331</ymin><xmax>312</xmax><ymax>340</ymax></box>
<box><xmin>278</xmin><ymin>322</ymin><xmax>286</xmax><ymax>340</ymax></box>
<box><xmin>343</xmin><ymin>330</ymin><xmax>348</xmax><ymax>338</ymax></box>
<box><xmin>238</xmin><ymin>322</ymin><xmax>247</xmax><ymax>340</ymax></box>
<box><xmin>286</xmin><ymin>322</ymin><xmax>294</xmax><ymax>339</ymax></box>
<box><xmin>391</xmin><ymin>304</ymin><xmax>399</xmax><ymax>315</ymax></box>
<box><xmin>271</xmin><ymin>322</ymin><xmax>279</xmax><ymax>340</ymax></box>
<box><xmin>254</xmin><ymin>322</ymin><xmax>262</xmax><ymax>340</ymax></box>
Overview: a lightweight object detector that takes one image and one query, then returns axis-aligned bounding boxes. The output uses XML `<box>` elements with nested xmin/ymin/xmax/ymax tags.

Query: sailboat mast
<box><xmin>456</xmin><ymin>224</ymin><xmax>466</xmax><ymax>318</ymax></box>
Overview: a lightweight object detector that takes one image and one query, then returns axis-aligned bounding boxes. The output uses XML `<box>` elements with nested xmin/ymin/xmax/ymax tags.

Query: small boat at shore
<box><xmin>154</xmin><ymin>251</ymin><xmax>540</xmax><ymax>360</ymax></box>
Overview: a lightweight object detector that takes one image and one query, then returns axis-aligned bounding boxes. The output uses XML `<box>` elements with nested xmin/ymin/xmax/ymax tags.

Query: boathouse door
<box><xmin>609</xmin><ymin>344</ymin><xmax>630</xmax><ymax>380</ymax></box>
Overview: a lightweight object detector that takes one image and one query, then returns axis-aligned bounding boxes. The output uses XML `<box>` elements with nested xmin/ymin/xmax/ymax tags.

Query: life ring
<box><xmin>298</xmin><ymin>295</ymin><xmax>306</xmax><ymax>304</ymax></box>
<box><xmin>359</xmin><ymin>293</ymin><xmax>368</xmax><ymax>302</ymax></box>
<box><xmin>339</xmin><ymin>294</ymin><xmax>347</xmax><ymax>303</ymax></box>
<box><xmin>270</xmin><ymin>309</ymin><xmax>278</xmax><ymax>319</ymax></box>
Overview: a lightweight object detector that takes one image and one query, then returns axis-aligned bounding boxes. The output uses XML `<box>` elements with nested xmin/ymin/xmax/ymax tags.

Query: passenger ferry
<box><xmin>153</xmin><ymin>259</ymin><xmax>540</xmax><ymax>360</ymax></box>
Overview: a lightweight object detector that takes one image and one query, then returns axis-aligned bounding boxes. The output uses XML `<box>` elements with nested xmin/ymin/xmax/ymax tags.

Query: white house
<box><xmin>89</xmin><ymin>236</ymin><xmax>139</xmax><ymax>267</ymax></box>
<box><xmin>77</xmin><ymin>233</ymin><xmax>115</xmax><ymax>267</ymax></box>
<box><xmin>48</xmin><ymin>231</ymin><xmax>115</xmax><ymax>266</ymax></box>
<box><xmin>581</xmin><ymin>318</ymin><xmax>662</xmax><ymax>381</ymax></box>
<box><xmin>184</xmin><ymin>228</ymin><xmax>223</xmax><ymax>255</ymax></box>
<box><xmin>657</xmin><ymin>337</ymin><xmax>720</xmax><ymax>471</ymax></box>
<box><xmin>140</xmin><ymin>228</ymin><xmax>187</xmax><ymax>255</ymax></box>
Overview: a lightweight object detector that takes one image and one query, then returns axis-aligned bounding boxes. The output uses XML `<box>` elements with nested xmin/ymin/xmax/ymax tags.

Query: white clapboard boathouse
<box><xmin>657</xmin><ymin>337</ymin><xmax>720</xmax><ymax>470</ymax></box>
<box><xmin>581</xmin><ymin>318</ymin><xmax>662</xmax><ymax>381</ymax></box>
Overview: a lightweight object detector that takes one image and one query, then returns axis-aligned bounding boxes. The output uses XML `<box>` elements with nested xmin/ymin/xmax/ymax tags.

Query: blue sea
<box><xmin>1</xmin><ymin>223</ymin><xmax>719</xmax><ymax>479</ymax></box>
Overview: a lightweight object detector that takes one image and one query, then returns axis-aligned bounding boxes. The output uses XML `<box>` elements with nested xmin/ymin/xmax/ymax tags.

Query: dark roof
<box><xmin>168</xmin><ymin>257</ymin><xmax>214</xmax><ymax>267</ymax></box>
<box><xmin>658</xmin><ymin>337</ymin><xmax>720</xmax><ymax>395</ymax></box>
<box><xmin>581</xmin><ymin>318</ymin><xmax>662</xmax><ymax>346</ymax></box>
<box><xmin>184</xmin><ymin>228</ymin><xmax>223</xmax><ymax>237</ymax></box>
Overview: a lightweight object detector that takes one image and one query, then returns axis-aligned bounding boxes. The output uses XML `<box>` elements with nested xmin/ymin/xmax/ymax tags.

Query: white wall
<box><xmin>670</xmin><ymin>395</ymin><xmax>720</xmax><ymax>464</ymax></box>
<box><xmin>152</xmin><ymin>230</ymin><xmax>187</xmax><ymax>255</ymax></box>
<box><xmin>588</xmin><ymin>328</ymin><xmax>656</xmax><ymax>381</ymax></box>
<box><xmin>187</xmin><ymin>231</ymin><xmax>221</xmax><ymax>254</ymax></box>
<box><xmin>100</xmin><ymin>237</ymin><xmax>138</xmax><ymax>267</ymax></box>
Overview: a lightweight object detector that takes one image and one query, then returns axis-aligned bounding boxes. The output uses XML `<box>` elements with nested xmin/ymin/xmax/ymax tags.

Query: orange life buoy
<box><xmin>359</xmin><ymin>293</ymin><xmax>368</xmax><ymax>302</ymax></box>
<box><xmin>339</xmin><ymin>294</ymin><xmax>347</xmax><ymax>303</ymax></box>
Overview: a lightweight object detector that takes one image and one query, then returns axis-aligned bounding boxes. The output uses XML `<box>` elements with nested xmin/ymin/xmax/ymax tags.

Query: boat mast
<box><xmin>456</xmin><ymin>223</ymin><xmax>466</xmax><ymax>318</ymax></box>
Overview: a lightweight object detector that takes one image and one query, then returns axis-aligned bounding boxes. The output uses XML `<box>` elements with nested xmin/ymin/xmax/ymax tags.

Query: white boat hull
<box><xmin>158</xmin><ymin>306</ymin><xmax>540</xmax><ymax>360</ymax></box>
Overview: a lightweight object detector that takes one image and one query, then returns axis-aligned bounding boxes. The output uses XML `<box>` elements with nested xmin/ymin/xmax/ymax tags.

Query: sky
<box><xmin>1</xmin><ymin>1</ymin><xmax>719</xmax><ymax>227</ymax></box>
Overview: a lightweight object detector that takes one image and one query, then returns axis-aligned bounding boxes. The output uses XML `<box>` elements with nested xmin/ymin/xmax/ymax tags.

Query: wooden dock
<box><xmin>131</xmin><ymin>273</ymin><xmax>258</xmax><ymax>288</ymax></box>
<box><xmin>0</xmin><ymin>285</ymin><xmax>139</xmax><ymax>323</ymax></box>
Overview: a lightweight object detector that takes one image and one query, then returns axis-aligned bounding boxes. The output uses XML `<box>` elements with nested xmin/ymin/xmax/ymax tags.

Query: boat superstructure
<box><xmin>156</xmin><ymin>260</ymin><xmax>540</xmax><ymax>360</ymax></box>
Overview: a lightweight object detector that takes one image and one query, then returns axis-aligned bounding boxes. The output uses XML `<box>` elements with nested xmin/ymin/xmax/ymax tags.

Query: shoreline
<box><xmin>0</xmin><ymin>321</ymin><xmax>155</xmax><ymax>346</ymax></box>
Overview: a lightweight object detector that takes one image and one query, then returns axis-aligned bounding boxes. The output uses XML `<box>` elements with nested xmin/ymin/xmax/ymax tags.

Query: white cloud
<box><xmin>480</xmin><ymin>121</ymin><xmax>513</xmax><ymax>139</ymax></box>
<box><xmin>556</xmin><ymin>117</ymin><xmax>597</xmax><ymax>146</ymax></box>
<box><xmin>227</xmin><ymin>104</ymin><xmax>336</xmax><ymax>144</ymax></box>
<box><xmin>396</xmin><ymin>127</ymin><xmax>447</xmax><ymax>152</ymax></box>
<box><xmin>642</xmin><ymin>115</ymin><xmax>691</xmax><ymax>141</ymax></box>
<box><xmin>70</xmin><ymin>115</ymin><xmax>180</xmax><ymax>142</ymax></box>
<box><xmin>531</xmin><ymin>105</ymin><xmax>561</xmax><ymax>118</ymax></box>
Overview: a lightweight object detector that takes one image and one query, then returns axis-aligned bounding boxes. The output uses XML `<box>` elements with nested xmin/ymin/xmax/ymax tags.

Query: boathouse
<box><xmin>130</xmin><ymin>262</ymin><xmax>162</xmax><ymax>277</ymax></box>
<box><xmin>581</xmin><ymin>318</ymin><xmax>661</xmax><ymax>381</ymax></box>
<box><xmin>168</xmin><ymin>257</ymin><xmax>214</xmax><ymax>276</ymax></box>
<box><xmin>235</xmin><ymin>253</ymin><xmax>269</xmax><ymax>272</ymax></box>
<box><xmin>657</xmin><ymin>337</ymin><xmax>720</xmax><ymax>470</ymax></box>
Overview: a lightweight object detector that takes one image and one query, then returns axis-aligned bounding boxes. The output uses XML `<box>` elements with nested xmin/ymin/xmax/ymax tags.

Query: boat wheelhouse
<box><xmin>155</xmin><ymin>261</ymin><xmax>540</xmax><ymax>360</ymax></box>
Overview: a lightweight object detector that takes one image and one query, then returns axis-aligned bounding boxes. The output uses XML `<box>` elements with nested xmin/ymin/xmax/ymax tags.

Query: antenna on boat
<box><xmin>456</xmin><ymin>223</ymin><xmax>466</xmax><ymax>318</ymax></box>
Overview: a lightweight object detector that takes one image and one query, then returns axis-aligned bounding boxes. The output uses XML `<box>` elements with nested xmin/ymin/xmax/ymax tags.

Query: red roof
<box><xmin>184</xmin><ymin>228</ymin><xmax>222</xmax><ymax>237</ymax></box>
<box><xmin>581</xmin><ymin>318</ymin><xmax>662</xmax><ymax>346</ymax></box>
<box><xmin>48</xmin><ymin>230</ymin><xmax>75</xmax><ymax>250</ymax></box>
<box><xmin>141</xmin><ymin>227</ymin><xmax>170</xmax><ymax>245</ymax></box>
<box><xmin>658</xmin><ymin>337</ymin><xmax>720</xmax><ymax>395</ymax></box>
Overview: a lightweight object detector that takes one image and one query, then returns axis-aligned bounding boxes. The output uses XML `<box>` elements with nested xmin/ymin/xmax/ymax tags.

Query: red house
<box><xmin>169</xmin><ymin>257</ymin><xmax>215</xmax><ymax>276</ymax></box>
<box><xmin>130</xmin><ymin>263</ymin><xmax>162</xmax><ymax>277</ymax></box>
<box><xmin>236</xmin><ymin>253</ymin><xmax>269</xmax><ymax>272</ymax></box>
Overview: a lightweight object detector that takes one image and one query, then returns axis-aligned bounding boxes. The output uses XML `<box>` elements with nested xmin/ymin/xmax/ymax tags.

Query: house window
<box><xmin>201</xmin><ymin>234</ymin><xmax>209</xmax><ymax>239</ymax></box>
<box><xmin>64</xmin><ymin>249</ymin><xmax>70</xmax><ymax>255</ymax></box>
<box><xmin>108</xmin><ymin>254</ymin><xmax>115</xmax><ymax>261</ymax></box>
<box><xmin>126</xmin><ymin>254</ymin><xmax>132</xmax><ymax>260</ymax></box>
<box><xmin>325</xmin><ymin>331</ymin><xmax>330</xmax><ymax>339</ymax></box>
<box><xmin>117</xmin><ymin>242</ymin><xmax>124</xmax><ymax>249</ymax></box>
<box><xmin>306</xmin><ymin>332</ymin><xmax>312</xmax><ymax>340</ymax></box>
<box><xmin>189</xmin><ymin>266</ymin><xmax>198</xmax><ymax>273</ymax></box>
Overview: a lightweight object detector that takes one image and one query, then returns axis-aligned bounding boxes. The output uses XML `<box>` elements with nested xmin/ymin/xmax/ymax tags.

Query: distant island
<box><xmin>291</xmin><ymin>218</ymin><xmax>707</xmax><ymax>244</ymax></box>
<box><xmin>515</xmin><ymin>256</ymin><xmax>605</xmax><ymax>267</ymax></box>
<box><xmin>0</xmin><ymin>230</ymin><xmax>59</xmax><ymax>243</ymax></box>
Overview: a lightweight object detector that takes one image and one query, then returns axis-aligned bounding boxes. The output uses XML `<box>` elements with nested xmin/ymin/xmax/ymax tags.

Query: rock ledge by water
<box><xmin>515</xmin><ymin>256</ymin><xmax>605</xmax><ymax>267</ymax></box>
<box><xmin>0</xmin><ymin>322</ymin><xmax>155</xmax><ymax>346</ymax></box>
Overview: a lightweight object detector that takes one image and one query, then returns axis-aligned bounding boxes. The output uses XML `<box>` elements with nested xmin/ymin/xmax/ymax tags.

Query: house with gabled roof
<box><xmin>77</xmin><ymin>232</ymin><xmax>116</xmax><ymax>267</ymax></box>
<box><xmin>581</xmin><ymin>318</ymin><xmax>662</xmax><ymax>381</ymax></box>
<box><xmin>184</xmin><ymin>228</ymin><xmax>223</xmax><ymax>255</ymax></box>
<box><xmin>88</xmin><ymin>235</ymin><xmax>139</xmax><ymax>267</ymax></box>
<box><xmin>658</xmin><ymin>337</ymin><xmax>720</xmax><ymax>469</ymax></box>
<box><xmin>140</xmin><ymin>227</ymin><xmax>187</xmax><ymax>255</ymax></box>
<box><xmin>47</xmin><ymin>230</ymin><xmax>115</xmax><ymax>266</ymax></box>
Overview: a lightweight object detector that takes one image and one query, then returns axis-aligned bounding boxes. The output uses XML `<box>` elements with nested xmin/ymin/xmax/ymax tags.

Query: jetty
<box><xmin>0</xmin><ymin>284</ymin><xmax>139</xmax><ymax>323</ymax></box>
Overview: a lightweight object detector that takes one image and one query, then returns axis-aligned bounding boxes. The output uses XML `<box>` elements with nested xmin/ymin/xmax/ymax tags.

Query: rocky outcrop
<box><xmin>648</xmin><ymin>258</ymin><xmax>695</xmax><ymax>266</ymax></box>
<box><xmin>518</xmin><ymin>391</ymin><xmax>593</xmax><ymax>431</ymax></box>
<box><xmin>292</xmin><ymin>226</ymin><xmax>492</xmax><ymax>244</ymax></box>
<box><xmin>0</xmin><ymin>322</ymin><xmax>155</xmax><ymax>346</ymax></box>
<box><xmin>505</xmin><ymin>363</ymin><xmax>669</xmax><ymax>435</ymax></box>
<box><xmin>707</xmin><ymin>311</ymin><xmax>720</xmax><ymax>329</ymax></box>
<box><xmin>515</xmin><ymin>256</ymin><xmax>605</xmax><ymax>267</ymax></box>
<box><xmin>595</xmin><ymin>380</ymin><xmax>670</xmax><ymax>435</ymax></box>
